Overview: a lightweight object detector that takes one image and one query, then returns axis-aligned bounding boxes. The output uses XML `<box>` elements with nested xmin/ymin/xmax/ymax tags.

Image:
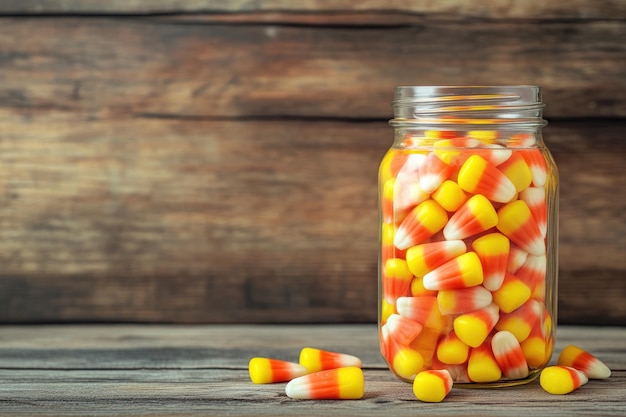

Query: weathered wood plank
<box><xmin>0</xmin><ymin>325</ymin><xmax>623</xmax><ymax>417</ymax></box>
<box><xmin>0</xmin><ymin>17</ymin><xmax>625</xmax><ymax>119</ymax></box>
<box><xmin>1</xmin><ymin>0</ymin><xmax>625</xmax><ymax>20</ymax></box>
<box><xmin>0</xmin><ymin>119</ymin><xmax>624</xmax><ymax>324</ymax></box>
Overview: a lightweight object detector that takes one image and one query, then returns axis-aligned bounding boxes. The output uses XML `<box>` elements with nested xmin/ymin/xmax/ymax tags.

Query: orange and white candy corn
<box><xmin>453</xmin><ymin>303</ymin><xmax>499</xmax><ymax>348</ymax></box>
<box><xmin>437</xmin><ymin>286</ymin><xmax>493</xmax><ymax>315</ymax></box>
<box><xmin>443</xmin><ymin>194</ymin><xmax>498</xmax><ymax>240</ymax></box>
<box><xmin>394</xmin><ymin>200</ymin><xmax>448</xmax><ymax>250</ymax></box>
<box><xmin>413</xmin><ymin>369</ymin><xmax>453</xmax><ymax>402</ymax></box>
<box><xmin>471</xmin><ymin>232</ymin><xmax>510</xmax><ymax>291</ymax></box>
<box><xmin>285</xmin><ymin>367</ymin><xmax>364</xmax><ymax>400</ymax></box>
<box><xmin>520</xmin><ymin>323</ymin><xmax>550</xmax><ymax>368</ymax></box>
<box><xmin>515</xmin><ymin>254</ymin><xmax>547</xmax><ymax>291</ymax></box>
<box><xmin>557</xmin><ymin>345</ymin><xmax>611</xmax><ymax>379</ymax></box>
<box><xmin>396</xmin><ymin>296</ymin><xmax>445</xmax><ymax>331</ymax></box>
<box><xmin>423</xmin><ymin>252</ymin><xmax>484</xmax><ymax>291</ymax></box>
<box><xmin>405</xmin><ymin>240</ymin><xmax>467</xmax><ymax>278</ymax></box>
<box><xmin>384</xmin><ymin>313</ymin><xmax>423</xmax><ymax>346</ymax></box>
<box><xmin>497</xmin><ymin>200</ymin><xmax>545</xmax><ymax>256</ymax></box>
<box><xmin>521</xmin><ymin>149</ymin><xmax>548</xmax><ymax>187</ymax></box>
<box><xmin>506</xmin><ymin>245</ymin><xmax>528</xmax><ymax>274</ymax></box>
<box><xmin>491</xmin><ymin>331</ymin><xmax>529</xmax><ymax>380</ymax></box>
<box><xmin>419</xmin><ymin>152</ymin><xmax>455</xmax><ymax>193</ymax></box>
<box><xmin>248</xmin><ymin>357</ymin><xmax>308</xmax><ymax>384</ymax></box>
<box><xmin>540</xmin><ymin>366</ymin><xmax>588</xmax><ymax>395</ymax></box>
<box><xmin>299</xmin><ymin>347</ymin><xmax>362</xmax><ymax>373</ymax></box>
<box><xmin>457</xmin><ymin>155</ymin><xmax>517</xmax><ymax>203</ymax></box>
<box><xmin>519</xmin><ymin>186</ymin><xmax>548</xmax><ymax>237</ymax></box>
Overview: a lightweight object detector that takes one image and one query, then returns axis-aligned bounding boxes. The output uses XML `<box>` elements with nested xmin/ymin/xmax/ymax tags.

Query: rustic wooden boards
<box><xmin>0</xmin><ymin>1</ymin><xmax>625</xmax><ymax>324</ymax></box>
<box><xmin>0</xmin><ymin>324</ymin><xmax>624</xmax><ymax>416</ymax></box>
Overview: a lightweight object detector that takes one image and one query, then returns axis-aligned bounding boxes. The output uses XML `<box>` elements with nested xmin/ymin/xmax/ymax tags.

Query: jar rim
<box><xmin>391</xmin><ymin>86</ymin><xmax>546</xmax><ymax>128</ymax></box>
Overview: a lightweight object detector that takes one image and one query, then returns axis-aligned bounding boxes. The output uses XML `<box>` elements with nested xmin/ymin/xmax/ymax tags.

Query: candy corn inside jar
<box><xmin>378</xmin><ymin>86</ymin><xmax>558</xmax><ymax>387</ymax></box>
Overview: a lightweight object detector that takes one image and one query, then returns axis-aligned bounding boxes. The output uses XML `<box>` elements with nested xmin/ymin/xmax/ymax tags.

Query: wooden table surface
<box><xmin>0</xmin><ymin>324</ymin><xmax>624</xmax><ymax>416</ymax></box>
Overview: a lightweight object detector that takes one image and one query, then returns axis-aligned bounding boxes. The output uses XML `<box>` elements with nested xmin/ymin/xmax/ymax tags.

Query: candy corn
<box><xmin>413</xmin><ymin>369</ymin><xmax>453</xmax><ymax>402</ymax></box>
<box><xmin>519</xmin><ymin>186</ymin><xmax>548</xmax><ymax>237</ymax></box>
<box><xmin>467</xmin><ymin>341</ymin><xmax>502</xmax><ymax>383</ymax></box>
<box><xmin>471</xmin><ymin>233</ymin><xmax>510</xmax><ymax>291</ymax></box>
<box><xmin>521</xmin><ymin>149</ymin><xmax>548</xmax><ymax>187</ymax></box>
<box><xmin>431</xmin><ymin>180</ymin><xmax>468</xmax><ymax>212</ymax></box>
<box><xmin>457</xmin><ymin>155</ymin><xmax>517</xmax><ymax>203</ymax></box>
<box><xmin>540</xmin><ymin>366</ymin><xmax>588</xmax><ymax>395</ymax></box>
<box><xmin>436</xmin><ymin>331</ymin><xmax>470</xmax><ymax>365</ymax></box>
<box><xmin>285</xmin><ymin>367</ymin><xmax>364</xmax><ymax>400</ymax></box>
<box><xmin>423</xmin><ymin>252</ymin><xmax>484</xmax><ymax>291</ymax></box>
<box><xmin>437</xmin><ymin>286</ymin><xmax>492</xmax><ymax>315</ymax></box>
<box><xmin>419</xmin><ymin>152</ymin><xmax>455</xmax><ymax>193</ymax></box>
<box><xmin>394</xmin><ymin>200</ymin><xmax>448</xmax><ymax>250</ymax></box>
<box><xmin>498</xmin><ymin>153</ymin><xmax>533</xmax><ymax>193</ymax></box>
<box><xmin>384</xmin><ymin>313</ymin><xmax>423</xmax><ymax>346</ymax></box>
<box><xmin>382</xmin><ymin>258</ymin><xmax>414</xmax><ymax>302</ymax></box>
<box><xmin>497</xmin><ymin>200</ymin><xmax>545</xmax><ymax>256</ymax></box>
<box><xmin>405</xmin><ymin>240</ymin><xmax>467</xmax><ymax>278</ymax></box>
<box><xmin>396</xmin><ymin>296</ymin><xmax>445</xmax><ymax>331</ymax></box>
<box><xmin>443</xmin><ymin>194</ymin><xmax>498</xmax><ymax>240</ymax></box>
<box><xmin>299</xmin><ymin>347</ymin><xmax>362</xmax><ymax>373</ymax></box>
<box><xmin>491</xmin><ymin>331</ymin><xmax>529</xmax><ymax>380</ymax></box>
<box><xmin>557</xmin><ymin>345</ymin><xmax>611</xmax><ymax>379</ymax></box>
<box><xmin>453</xmin><ymin>303</ymin><xmax>499</xmax><ymax>348</ymax></box>
<box><xmin>248</xmin><ymin>357</ymin><xmax>308</xmax><ymax>384</ymax></box>
<box><xmin>492</xmin><ymin>273</ymin><xmax>532</xmax><ymax>314</ymax></box>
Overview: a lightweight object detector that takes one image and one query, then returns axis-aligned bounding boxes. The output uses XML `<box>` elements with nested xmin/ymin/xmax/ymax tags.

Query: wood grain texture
<box><xmin>0</xmin><ymin>2</ymin><xmax>625</xmax><ymax>324</ymax></box>
<box><xmin>0</xmin><ymin>16</ymin><xmax>624</xmax><ymax>119</ymax></box>
<box><xmin>0</xmin><ymin>324</ymin><xmax>624</xmax><ymax>416</ymax></box>
<box><xmin>1</xmin><ymin>0</ymin><xmax>626</xmax><ymax>20</ymax></box>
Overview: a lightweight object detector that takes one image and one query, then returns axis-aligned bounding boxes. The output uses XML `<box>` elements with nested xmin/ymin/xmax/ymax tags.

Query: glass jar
<box><xmin>378</xmin><ymin>86</ymin><xmax>558</xmax><ymax>387</ymax></box>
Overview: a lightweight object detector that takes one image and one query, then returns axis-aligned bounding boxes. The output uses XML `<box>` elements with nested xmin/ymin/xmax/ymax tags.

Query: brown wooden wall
<box><xmin>0</xmin><ymin>1</ymin><xmax>625</xmax><ymax>325</ymax></box>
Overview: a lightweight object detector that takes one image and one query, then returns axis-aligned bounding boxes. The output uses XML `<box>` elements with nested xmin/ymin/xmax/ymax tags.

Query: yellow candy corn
<box><xmin>498</xmin><ymin>153</ymin><xmax>533</xmax><ymax>193</ymax></box>
<box><xmin>285</xmin><ymin>367</ymin><xmax>364</xmax><ymax>400</ymax></box>
<box><xmin>413</xmin><ymin>369</ymin><xmax>453</xmax><ymax>402</ymax></box>
<box><xmin>249</xmin><ymin>357</ymin><xmax>308</xmax><ymax>384</ymax></box>
<box><xmin>467</xmin><ymin>343</ymin><xmax>502</xmax><ymax>383</ymax></box>
<box><xmin>383</xmin><ymin>258</ymin><xmax>414</xmax><ymax>302</ymax></box>
<box><xmin>436</xmin><ymin>332</ymin><xmax>470</xmax><ymax>365</ymax></box>
<box><xmin>453</xmin><ymin>303</ymin><xmax>499</xmax><ymax>348</ymax></box>
<box><xmin>492</xmin><ymin>273</ymin><xmax>532</xmax><ymax>313</ymax></box>
<box><xmin>299</xmin><ymin>347</ymin><xmax>362</xmax><ymax>373</ymax></box>
<box><xmin>540</xmin><ymin>366</ymin><xmax>588</xmax><ymax>395</ymax></box>
<box><xmin>432</xmin><ymin>180</ymin><xmax>468</xmax><ymax>212</ymax></box>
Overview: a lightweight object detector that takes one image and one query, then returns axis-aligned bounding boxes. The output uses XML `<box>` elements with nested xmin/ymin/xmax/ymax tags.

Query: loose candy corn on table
<box><xmin>0</xmin><ymin>324</ymin><xmax>624</xmax><ymax>416</ymax></box>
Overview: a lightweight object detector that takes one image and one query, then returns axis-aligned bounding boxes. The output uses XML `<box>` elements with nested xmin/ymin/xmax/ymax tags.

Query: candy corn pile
<box><xmin>379</xmin><ymin>131</ymin><xmax>557</xmax><ymax>384</ymax></box>
<box><xmin>248</xmin><ymin>344</ymin><xmax>610</xmax><ymax>401</ymax></box>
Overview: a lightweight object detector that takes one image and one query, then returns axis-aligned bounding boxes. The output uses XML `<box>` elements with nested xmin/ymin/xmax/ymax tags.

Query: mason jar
<box><xmin>378</xmin><ymin>86</ymin><xmax>558</xmax><ymax>387</ymax></box>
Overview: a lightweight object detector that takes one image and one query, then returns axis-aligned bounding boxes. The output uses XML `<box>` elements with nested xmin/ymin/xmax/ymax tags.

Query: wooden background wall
<box><xmin>0</xmin><ymin>1</ymin><xmax>624</xmax><ymax>325</ymax></box>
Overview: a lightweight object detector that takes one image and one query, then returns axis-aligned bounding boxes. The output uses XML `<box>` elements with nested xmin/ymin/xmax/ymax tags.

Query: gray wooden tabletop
<box><xmin>0</xmin><ymin>324</ymin><xmax>624</xmax><ymax>416</ymax></box>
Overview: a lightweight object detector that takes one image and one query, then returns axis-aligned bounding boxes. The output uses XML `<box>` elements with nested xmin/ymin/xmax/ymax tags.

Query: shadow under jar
<box><xmin>378</xmin><ymin>86</ymin><xmax>558</xmax><ymax>387</ymax></box>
